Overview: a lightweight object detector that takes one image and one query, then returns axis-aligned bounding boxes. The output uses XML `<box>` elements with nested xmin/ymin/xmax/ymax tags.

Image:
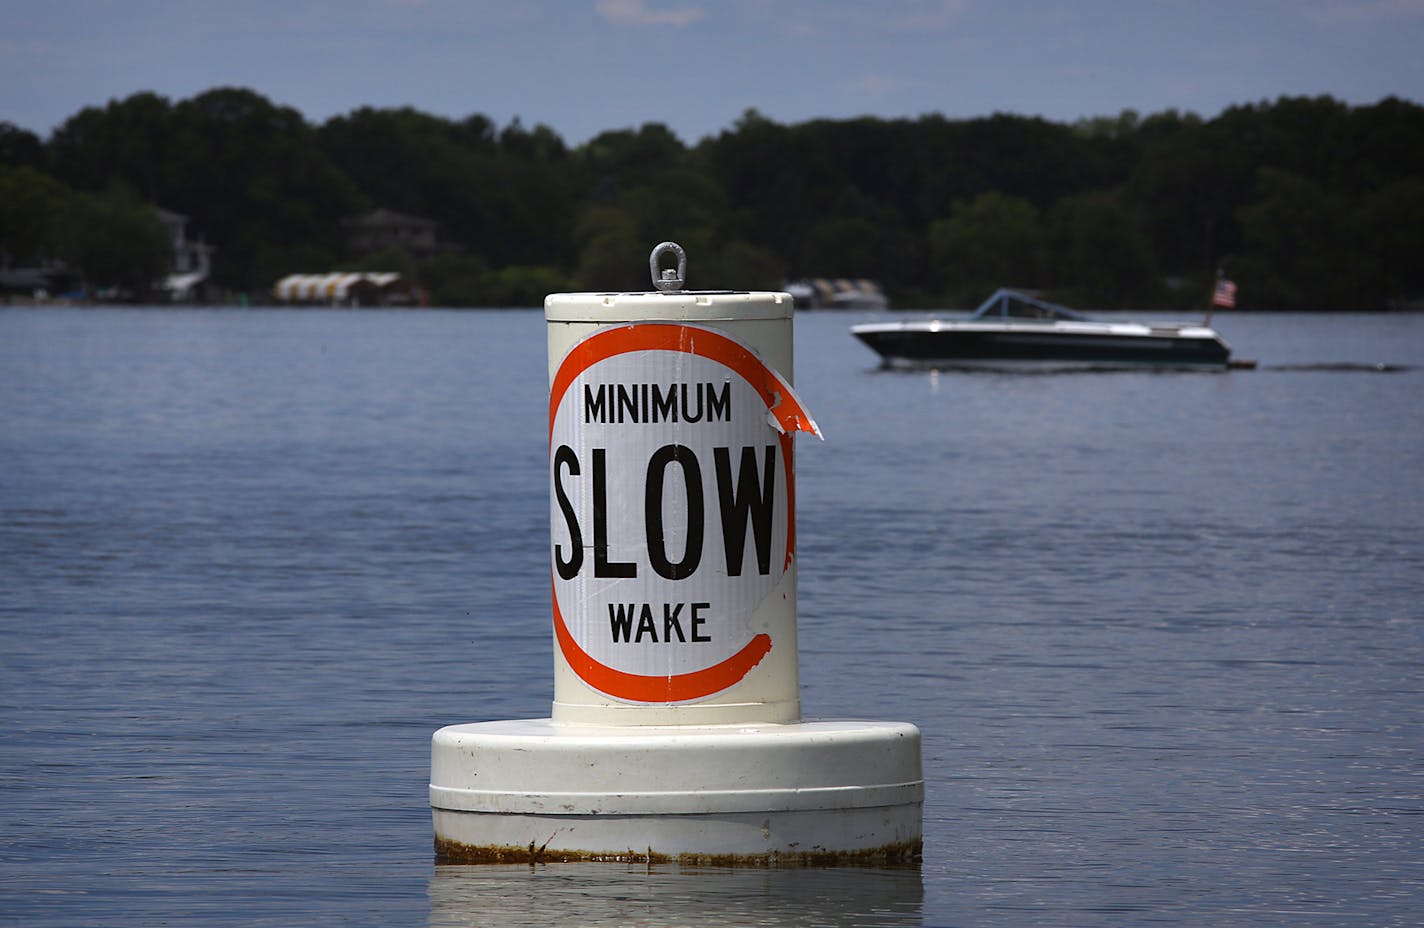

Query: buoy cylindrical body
<box><xmin>545</xmin><ymin>290</ymin><xmax>812</xmax><ymax>726</ymax></box>
<box><xmin>431</xmin><ymin>246</ymin><xmax>922</xmax><ymax>865</ymax></box>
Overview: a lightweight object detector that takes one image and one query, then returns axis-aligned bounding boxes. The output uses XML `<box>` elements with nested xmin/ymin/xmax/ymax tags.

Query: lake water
<box><xmin>2</xmin><ymin>305</ymin><xmax>1421</xmax><ymax>927</ymax></box>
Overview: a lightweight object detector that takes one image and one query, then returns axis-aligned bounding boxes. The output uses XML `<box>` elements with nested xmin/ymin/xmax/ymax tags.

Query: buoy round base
<box><xmin>430</xmin><ymin>718</ymin><xmax>923</xmax><ymax>865</ymax></box>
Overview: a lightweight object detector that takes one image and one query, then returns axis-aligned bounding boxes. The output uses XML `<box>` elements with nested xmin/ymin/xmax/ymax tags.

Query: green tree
<box><xmin>929</xmin><ymin>192</ymin><xmax>1044</xmax><ymax>304</ymax></box>
<box><xmin>160</xmin><ymin>88</ymin><xmax>361</xmax><ymax>291</ymax></box>
<box><xmin>1235</xmin><ymin>167</ymin><xmax>1360</xmax><ymax>309</ymax></box>
<box><xmin>802</xmin><ymin>216</ymin><xmax>883</xmax><ymax>280</ymax></box>
<box><xmin>697</xmin><ymin>240</ymin><xmax>785</xmax><ymax>292</ymax></box>
<box><xmin>572</xmin><ymin>205</ymin><xmax>642</xmax><ymax>292</ymax></box>
<box><xmin>1351</xmin><ymin>177</ymin><xmax>1424</xmax><ymax>307</ymax></box>
<box><xmin>48</xmin><ymin>92</ymin><xmax>174</xmax><ymax>198</ymax></box>
<box><xmin>612</xmin><ymin>168</ymin><xmax>728</xmax><ymax>278</ymax></box>
<box><xmin>419</xmin><ymin>252</ymin><xmax>490</xmax><ymax>306</ymax></box>
<box><xmin>347</xmin><ymin>245</ymin><xmax>419</xmax><ymax>279</ymax></box>
<box><xmin>1127</xmin><ymin>111</ymin><xmax>1251</xmax><ymax>279</ymax></box>
<box><xmin>0</xmin><ymin>122</ymin><xmax>46</xmax><ymax>170</ymax></box>
<box><xmin>1045</xmin><ymin>190</ymin><xmax>1159</xmax><ymax>307</ymax></box>
<box><xmin>61</xmin><ymin>186</ymin><xmax>169</xmax><ymax>295</ymax></box>
<box><xmin>0</xmin><ymin>165</ymin><xmax>71</xmax><ymax>263</ymax></box>
<box><xmin>479</xmin><ymin>264</ymin><xmax>571</xmax><ymax>307</ymax></box>
<box><xmin>700</xmin><ymin>110</ymin><xmax>851</xmax><ymax>276</ymax></box>
<box><xmin>1</xmin><ymin>168</ymin><xmax>167</xmax><ymax>296</ymax></box>
<box><xmin>318</xmin><ymin>108</ymin><xmax>577</xmax><ymax>273</ymax></box>
<box><xmin>18</xmin><ymin>87</ymin><xmax>1424</xmax><ymax>308</ymax></box>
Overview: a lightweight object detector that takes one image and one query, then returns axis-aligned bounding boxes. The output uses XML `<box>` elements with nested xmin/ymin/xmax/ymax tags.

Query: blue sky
<box><xmin>3</xmin><ymin>0</ymin><xmax>1422</xmax><ymax>144</ymax></box>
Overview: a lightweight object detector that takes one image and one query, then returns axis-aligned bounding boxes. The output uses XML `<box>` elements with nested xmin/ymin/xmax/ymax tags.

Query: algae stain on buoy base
<box><xmin>429</xmin><ymin>243</ymin><xmax>924</xmax><ymax>865</ymax></box>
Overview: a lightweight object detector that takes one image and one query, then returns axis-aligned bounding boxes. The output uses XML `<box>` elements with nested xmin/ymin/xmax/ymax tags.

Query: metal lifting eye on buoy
<box><xmin>650</xmin><ymin>241</ymin><xmax>687</xmax><ymax>292</ymax></box>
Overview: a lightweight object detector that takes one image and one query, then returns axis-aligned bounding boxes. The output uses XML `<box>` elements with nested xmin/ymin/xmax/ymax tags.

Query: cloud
<box><xmin>596</xmin><ymin>0</ymin><xmax>704</xmax><ymax>28</ymax></box>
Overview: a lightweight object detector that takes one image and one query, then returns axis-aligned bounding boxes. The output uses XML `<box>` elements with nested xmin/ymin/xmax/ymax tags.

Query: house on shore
<box><xmin>155</xmin><ymin>209</ymin><xmax>215</xmax><ymax>302</ymax></box>
<box><xmin>344</xmin><ymin>209</ymin><xmax>442</xmax><ymax>260</ymax></box>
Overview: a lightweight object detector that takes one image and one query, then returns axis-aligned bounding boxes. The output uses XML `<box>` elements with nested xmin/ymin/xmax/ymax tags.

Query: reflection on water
<box><xmin>428</xmin><ymin>864</ymin><xmax>923</xmax><ymax>928</ymax></box>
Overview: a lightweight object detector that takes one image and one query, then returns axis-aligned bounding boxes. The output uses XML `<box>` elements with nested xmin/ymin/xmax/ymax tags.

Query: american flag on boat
<box><xmin>1212</xmin><ymin>278</ymin><xmax>1238</xmax><ymax>309</ymax></box>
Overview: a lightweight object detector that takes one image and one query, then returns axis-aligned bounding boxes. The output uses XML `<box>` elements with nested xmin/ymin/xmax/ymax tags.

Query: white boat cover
<box><xmin>160</xmin><ymin>271</ymin><xmax>207</xmax><ymax>293</ymax></box>
<box><xmin>272</xmin><ymin>272</ymin><xmax>405</xmax><ymax>303</ymax></box>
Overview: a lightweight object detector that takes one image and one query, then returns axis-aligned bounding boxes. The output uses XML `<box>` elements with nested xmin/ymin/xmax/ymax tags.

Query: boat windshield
<box><xmin>969</xmin><ymin>289</ymin><xmax>1090</xmax><ymax>321</ymax></box>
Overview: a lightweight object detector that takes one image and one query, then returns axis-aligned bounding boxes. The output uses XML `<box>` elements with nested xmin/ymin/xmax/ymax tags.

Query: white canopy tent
<box><xmin>272</xmin><ymin>272</ymin><xmax>407</xmax><ymax>305</ymax></box>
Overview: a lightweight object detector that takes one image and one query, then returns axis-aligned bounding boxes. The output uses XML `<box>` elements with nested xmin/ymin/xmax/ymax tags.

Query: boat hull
<box><xmin>852</xmin><ymin>324</ymin><xmax>1231</xmax><ymax>368</ymax></box>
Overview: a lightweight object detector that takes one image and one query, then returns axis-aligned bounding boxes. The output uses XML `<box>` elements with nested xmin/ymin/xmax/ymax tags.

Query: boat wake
<box><xmin>867</xmin><ymin>360</ymin><xmax>1411</xmax><ymax>375</ymax></box>
<box><xmin>1260</xmin><ymin>362</ymin><xmax>1411</xmax><ymax>373</ymax></box>
<box><xmin>868</xmin><ymin>360</ymin><xmax>1231</xmax><ymax>376</ymax></box>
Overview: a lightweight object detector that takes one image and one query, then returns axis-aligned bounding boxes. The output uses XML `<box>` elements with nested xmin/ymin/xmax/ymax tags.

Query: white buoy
<box><xmin>430</xmin><ymin>243</ymin><xmax>923</xmax><ymax>864</ymax></box>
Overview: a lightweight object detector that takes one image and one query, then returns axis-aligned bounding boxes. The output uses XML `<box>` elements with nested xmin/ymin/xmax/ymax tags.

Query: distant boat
<box><xmin>785</xmin><ymin>278</ymin><xmax>888</xmax><ymax>311</ymax></box>
<box><xmin>850</xmin><ymin>288</ymin><xmax>1235</xmax><ymax>368</ymax></box>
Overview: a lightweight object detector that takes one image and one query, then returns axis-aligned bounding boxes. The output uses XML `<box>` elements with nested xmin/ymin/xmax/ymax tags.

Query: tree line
<box><xmin>2</xmin><ymin>87</ymin><xmax>1422</xmax><ymax>309</ymax></box>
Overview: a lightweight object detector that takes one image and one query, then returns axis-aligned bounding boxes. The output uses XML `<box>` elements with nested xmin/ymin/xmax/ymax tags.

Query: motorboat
<box><xmin>850</xmin><ymin>288</ymin><xmax>1234</xmax><ymax>368</ymax></box>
